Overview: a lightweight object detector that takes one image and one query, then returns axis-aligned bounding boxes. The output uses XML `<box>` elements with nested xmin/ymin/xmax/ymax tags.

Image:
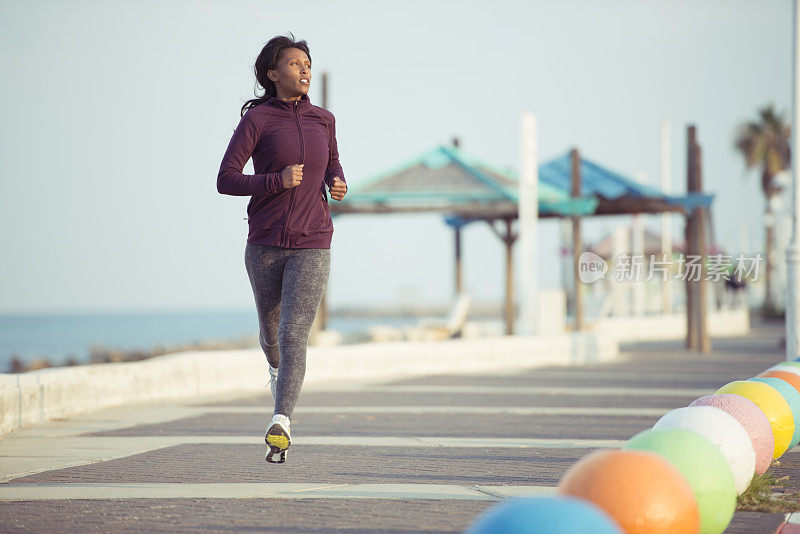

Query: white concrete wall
<box><xmin>0</xmin><ymin>331</ymin><xmax>617</xmax><ymax>437</ymax></box>
<box><xmin>593</xmin><ymin>307</ymin><xmax>750</xmax><ymax>343</ymax></box>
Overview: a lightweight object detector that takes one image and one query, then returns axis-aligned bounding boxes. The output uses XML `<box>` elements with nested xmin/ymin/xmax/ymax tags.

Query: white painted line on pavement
<box><xmin>296</xmin><ymin>436</ymin><xmax>627</xmax><ymax>448</ymax></box>
<box><xmin>3</xmin><ymin>405</ymin><xmax>665</xmax><ymax>443</ymax></box>
<box><xmin>313</xmin><ymin>384</ymin><xmax>712</xmax><ymax>397</ymax></box>
<box><xmin>0</xmin><ymin>435</ymin><xmax>624</xmax><ymax>483</ymax></box>
<box><xmin>291</xmin><ymin>406</ymin><xmax>669</xmax><ymax>417</ymax></box>
<box><xmin>0</xmin><ymin>482</ymin><xmax>558</xmax><ymax>501</ymax></box>
<box><xmin>474</xmin><ymin>485</ymin><xmax>558</xmax><ymax>498</ymax></box>
<box><xmin>464</xmin><ymin>369</ymin><xmax>741</xmax><ymax>381</ymax></box>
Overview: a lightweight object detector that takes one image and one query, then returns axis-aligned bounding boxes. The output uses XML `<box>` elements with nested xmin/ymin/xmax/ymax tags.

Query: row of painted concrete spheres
<box><xmin>465</xmin><ymin>361</ymin><xmax>800</xmax><ymax>534</ymax></box>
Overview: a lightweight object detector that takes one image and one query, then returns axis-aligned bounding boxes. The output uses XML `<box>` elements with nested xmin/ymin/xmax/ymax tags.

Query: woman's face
<box><xmin>268</xmin><ymin>48</ymin><xmax>311</xmax><ymax>99</ymax></box>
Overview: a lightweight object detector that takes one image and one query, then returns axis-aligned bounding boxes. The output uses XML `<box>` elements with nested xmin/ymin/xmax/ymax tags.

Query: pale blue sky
<box><xmin>0</xmin><ymin>0</ymin><xmax>791</xmax><ymax>313</ymax></box>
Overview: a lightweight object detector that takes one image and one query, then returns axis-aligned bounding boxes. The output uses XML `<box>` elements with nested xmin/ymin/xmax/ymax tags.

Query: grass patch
<box><xmin>737</xmin><ymin>468</ymin><xmax>800</xmax><ymax>513</ymax></box>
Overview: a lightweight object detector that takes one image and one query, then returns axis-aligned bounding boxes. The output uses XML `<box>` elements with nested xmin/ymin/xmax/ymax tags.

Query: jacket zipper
<box><xmin>282</xmin><ymin>99</ymin><xmax>304</xmax><ymax>246</ymax></box>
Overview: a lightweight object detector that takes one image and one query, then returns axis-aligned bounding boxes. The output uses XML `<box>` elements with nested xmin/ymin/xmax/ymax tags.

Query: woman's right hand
<box><xmin>281</xmin><ymin>164</ymin><xmax>304</xmax><ymax>188</ymax></box>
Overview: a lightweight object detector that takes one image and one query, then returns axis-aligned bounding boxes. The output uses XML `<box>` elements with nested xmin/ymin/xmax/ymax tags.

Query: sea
<box><xmin>0</xmin><ymin>310</ymin><xmax>425</xmax><ymax>372</ymax></box>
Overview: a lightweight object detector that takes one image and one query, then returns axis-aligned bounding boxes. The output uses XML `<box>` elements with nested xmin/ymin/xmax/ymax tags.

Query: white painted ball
<box><xmin>653</xmin><ymin>406</ymin><xmax>756</xmax><ymax>494</ymax></box>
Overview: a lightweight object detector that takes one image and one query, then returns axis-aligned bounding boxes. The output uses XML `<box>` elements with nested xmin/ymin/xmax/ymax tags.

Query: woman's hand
<box><xmin>330</xmin><ymin>176</ymin><xmax>347</xmax><ymax>201</ymax></box>
<box><xmin>281</xmin><ymin>164</ymin><xmax>303</xmax><ymax>188</ymax></box>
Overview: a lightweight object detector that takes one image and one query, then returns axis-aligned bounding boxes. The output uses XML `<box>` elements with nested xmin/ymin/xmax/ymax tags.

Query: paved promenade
<box><xmin>0</xmin><ymin>319</ymin><xmax>791</xmax><ymax>533</ymax></box>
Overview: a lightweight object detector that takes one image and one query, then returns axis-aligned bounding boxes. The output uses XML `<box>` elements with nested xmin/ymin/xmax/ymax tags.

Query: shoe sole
<box><xmin>265</xmin><ymin>425</ymin><xmax>291</xmax><ymax>464</ymax></box>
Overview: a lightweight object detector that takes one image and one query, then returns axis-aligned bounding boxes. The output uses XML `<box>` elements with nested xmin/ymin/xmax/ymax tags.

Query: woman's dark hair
<box><xmin>240</xmin><ymin>33</ymin><xmax>311</xmax><ymax>117</ymax></box>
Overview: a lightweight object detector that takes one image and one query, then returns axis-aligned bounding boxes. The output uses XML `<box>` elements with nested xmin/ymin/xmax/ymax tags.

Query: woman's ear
<box><xmin>267</xmin><ymin>69</ymin><xmax>278</xmax><ymax>83</ymax></box>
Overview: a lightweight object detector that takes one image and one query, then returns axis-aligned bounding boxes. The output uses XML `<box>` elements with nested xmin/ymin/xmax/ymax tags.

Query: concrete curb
<box><xmin>0</xmin><ymin>331</ymin><xmax>617</xmax><ymax>437</ymax></box>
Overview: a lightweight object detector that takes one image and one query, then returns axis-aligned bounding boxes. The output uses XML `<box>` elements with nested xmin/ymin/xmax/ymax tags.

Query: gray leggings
<box><xmin>244</xmin><ymin>243</ymin><xmax>330</xmax><ymax>418</ymax></box>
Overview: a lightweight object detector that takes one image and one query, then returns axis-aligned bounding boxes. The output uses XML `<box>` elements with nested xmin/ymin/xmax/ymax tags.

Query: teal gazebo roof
<box><xmin>539</xmin><ymin>151</ymin><xmax>715</xmax><ymax>214</ymax></box>
<box><xmin>330</xmin><ymin>145</ymin><xmax>598</xmax><ymax>219</ymax></box>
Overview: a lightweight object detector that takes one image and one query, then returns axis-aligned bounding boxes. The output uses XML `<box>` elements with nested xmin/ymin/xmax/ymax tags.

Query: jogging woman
<box><xmin>216</xmin><ymin>34</ymin><xmax>347</xmax><ymax>463</ymax></box>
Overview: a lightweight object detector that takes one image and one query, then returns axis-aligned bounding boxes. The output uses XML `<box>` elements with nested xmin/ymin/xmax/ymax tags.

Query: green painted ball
<box><xmin>625</xmin><ymin>428</ymin><xmax>735</xmax><ymax>534</ymax></box>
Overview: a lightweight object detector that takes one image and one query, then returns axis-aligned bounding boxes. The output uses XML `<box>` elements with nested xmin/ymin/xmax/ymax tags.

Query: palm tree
<box><xmin>734</xmin><ymin>103</ymin><xmax>791</xmax><ymax>316</ymax></box>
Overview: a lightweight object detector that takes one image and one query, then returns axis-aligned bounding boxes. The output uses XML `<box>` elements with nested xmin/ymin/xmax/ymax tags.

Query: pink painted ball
<box><xmin>689</xmin><ymin>394</ymin><xmax>774</xmax><ymax>474</ymax></box>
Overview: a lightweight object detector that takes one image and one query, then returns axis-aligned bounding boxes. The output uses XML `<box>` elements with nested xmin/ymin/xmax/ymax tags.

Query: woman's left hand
<box><xmin>330</xmin><ymin>177</ymin><xmax>347</xmax><ymax>201</ymax></box>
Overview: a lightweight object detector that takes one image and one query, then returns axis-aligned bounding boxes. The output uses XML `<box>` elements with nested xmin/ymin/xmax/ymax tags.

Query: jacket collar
<box><xmin>267</xmin><ymin>93</ymin><xmax>311</xmax><ymax>110</ymax></box>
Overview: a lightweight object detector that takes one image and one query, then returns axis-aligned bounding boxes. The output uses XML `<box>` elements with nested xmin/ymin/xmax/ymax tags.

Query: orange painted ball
<box><xmin>559</xmin><ymin>449</ymin><xmax>700</xmax><ymax>534</ymax></box>
<box><xmin>758</xmin><ymin>370</ymin><xmax>800</xmax><ymax>395</ymax></box>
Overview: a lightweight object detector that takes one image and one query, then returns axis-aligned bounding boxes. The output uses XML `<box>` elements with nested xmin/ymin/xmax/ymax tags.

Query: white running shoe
<box><xmin>268</xmin><ymin>364</ymin><xmax>278</xmax><ymax>400</ymax></box>
<box><xmin>265</xmin><ymin>413</ymin><xmax>291</xmax><ymax>464</ymax></box>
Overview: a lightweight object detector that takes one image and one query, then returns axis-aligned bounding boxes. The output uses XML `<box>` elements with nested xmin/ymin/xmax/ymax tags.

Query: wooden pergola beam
<box><xmin>332</xmin><ymin>202</ymin><xmax>520</xmax><ymax>217</ymax></box>
<box><xmin>595</xmin><ymin>197</ymin><xmax>686</xmax><ymax>216</ymax></box>
<box><xmin>332</xmin><ymin>199</ymin><xmax>687</xmax><ymax>218</ymax></box>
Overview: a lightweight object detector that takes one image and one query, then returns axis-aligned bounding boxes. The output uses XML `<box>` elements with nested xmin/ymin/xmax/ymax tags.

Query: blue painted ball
<box><xmin>465</xmin><ymin>496</ymin><xmax>622</xmax><ymax>534</ymax></box>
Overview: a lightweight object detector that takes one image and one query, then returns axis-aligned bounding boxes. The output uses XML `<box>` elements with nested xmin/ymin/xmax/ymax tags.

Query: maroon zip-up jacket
<box><xmin>216</xmin><ymin>93</ymin><xmax>345</xmax><ymax>248</ymax></box>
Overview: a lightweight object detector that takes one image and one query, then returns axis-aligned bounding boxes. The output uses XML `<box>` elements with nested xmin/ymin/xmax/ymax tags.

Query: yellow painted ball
<box><xmin>715</xmin><ymin>380</ymin><xmax>794</xmax><ymax>458</ymax></box>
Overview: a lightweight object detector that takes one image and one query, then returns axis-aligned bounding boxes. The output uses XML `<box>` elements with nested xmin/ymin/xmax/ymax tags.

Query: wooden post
<box><xmin>685</xmin><ymin>127</ymin><xmax>696</xmax><ymax>349</ymax></box>
<box><xmin>696</xmin><ymin>146</ymin><xmax>711</xmax><ymax>352</ymax></box>
<box><xmin>571</xmin><ymin>148</ymin><xmax>584</xmax><ymax>331</ymax></box>
<box><xmin>454</xmin><ymin>225</ymin><xmax>463</xmax><ymax>295</ymax></box>
<box><xmin>661</xmin><ymin>117</ymin><xmax>673</xmax><ymax>314</ymax></box>
<box><xmin>486</xmin><ymin>218</ymin><xmax>517</xmax><ymax>334</ymax></box>
<box><xmin>453</xmin><ymin>136</ymin><xmax>464</xmax><ymax>298</ymax></box>
<box><xmin>685</xmin><ymin>125</ymin><xmax>711</xmax><ymax>352</ymax></box>
<box><xmin>504</xmin><ymin>218</ymin><xmax>515</xmax><ymax>335</ymax></box>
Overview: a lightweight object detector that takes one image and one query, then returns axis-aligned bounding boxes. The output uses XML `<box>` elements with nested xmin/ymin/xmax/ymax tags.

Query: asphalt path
<box><xmin>0</xmin><ymin>320</ymin><xmax>790</xmax><ymax>533</ymax></box>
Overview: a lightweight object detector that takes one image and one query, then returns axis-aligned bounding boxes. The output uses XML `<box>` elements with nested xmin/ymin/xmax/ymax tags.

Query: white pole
<box><xmin>519</xmin><ymin>112</ymin><xmax>539</xmax><ymax>335</ymax></box>
<box><xmin>612</xmin><ymin>223</ymin><xmax>630</xmax><ymax>316</ymax></box>
<box><xmin>788</xmin><ymin>0</ymin><xmax>800</xmax><ymax>360</ymax></box>
<box><xmin>661</xmin><ymin>117</ymin><xmax>673</xmax><ymax>314</ymax></box>
<box><xmin>633</xmin><ymin>172</ymin><xmax>646</xmax><ymax>316</ymax></box>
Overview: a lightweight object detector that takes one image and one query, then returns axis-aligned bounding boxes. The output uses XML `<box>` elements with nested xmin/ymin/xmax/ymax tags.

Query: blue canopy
<box><xmin>539</xmin><ymin>152</ymin><xmax>714</xmax><ymax>213</ymax></box>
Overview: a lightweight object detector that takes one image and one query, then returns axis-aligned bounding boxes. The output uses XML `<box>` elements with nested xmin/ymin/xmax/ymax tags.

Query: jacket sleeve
<box><xmin>324</xmin><ymin>113</ymin><xmax>346</xmax><ymax>189</ymax></box>
<box><xmin>217</xmin><ymin>111</ymin><xmax>283</xmax><ymax>196</ymax></box>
